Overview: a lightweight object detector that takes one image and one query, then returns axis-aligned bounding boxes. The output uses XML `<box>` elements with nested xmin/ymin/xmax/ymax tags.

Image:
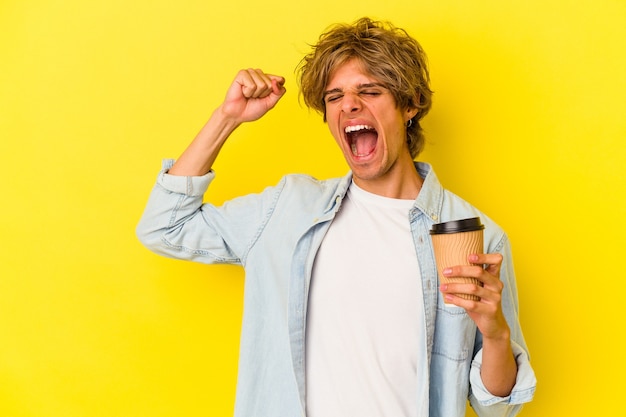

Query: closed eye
<box><xmin>325</xmin><ymin>94</ymin><xmax>343</xmax><ymax>103</ymax></box>
<box><xmin>359</xmin><ymin>90</ymin><xmax>382</xmax><ymax>97</ymax></box>
<box><xmin>323</xmin><ymin>84</ymin><xmax>387</xmax><ymax>104</ymax></box>
<box><xmin>324</xmin><ymin>90</ymin><xmax>382</xmax><ymax>104</ymax></box>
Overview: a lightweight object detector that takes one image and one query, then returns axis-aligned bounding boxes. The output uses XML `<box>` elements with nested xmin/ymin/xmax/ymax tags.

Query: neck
<box><xmin>353</xmin><ymin>162</ymin><xmax>423</xmax><ymax>200</ymax></box>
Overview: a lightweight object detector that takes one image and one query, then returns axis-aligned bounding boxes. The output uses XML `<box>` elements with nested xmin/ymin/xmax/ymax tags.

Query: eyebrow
<box><xmin>322</xmin><ymin>82</ymin><xmax>387</xmax><ymax>99</ymax></box>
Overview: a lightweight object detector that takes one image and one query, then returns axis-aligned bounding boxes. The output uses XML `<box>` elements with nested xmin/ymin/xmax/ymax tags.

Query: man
<box><xmin>137</xmin><ymin>17</ymin><xmax>536</xmax><ymax>417</ymax></box>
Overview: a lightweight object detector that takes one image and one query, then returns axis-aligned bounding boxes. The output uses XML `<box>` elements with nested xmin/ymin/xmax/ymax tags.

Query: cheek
<box><xmin>325</xmin><ymin>109</ymin><xmax>337</xmax><ymax>125</ymax></box>
<box><xmin>325</xmin><ymin>114</ymin><xmax>342</xmax><ymax>142</ymax></box>
<box><xmin>330</xmin><ymin>127</ymin><xmax>344</xmax><ymax>147</ymax></box>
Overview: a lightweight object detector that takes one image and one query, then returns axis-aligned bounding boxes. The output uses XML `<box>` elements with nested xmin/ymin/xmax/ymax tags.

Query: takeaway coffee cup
<box><xmin>430</xmin><ymin>217</ymin><xmax>485</xmax><ymax>302</ymax></box>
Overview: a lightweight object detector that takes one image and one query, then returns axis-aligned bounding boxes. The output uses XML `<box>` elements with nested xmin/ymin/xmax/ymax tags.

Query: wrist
<box><xmin>214</xmin><ymin>104</ymin><xmax>243</xmax><ymax>131</ymax></box>
<box><xmin>482</xmin><ymin>325</ymin><xmax>511</xmax><ymax>346</ymax></box>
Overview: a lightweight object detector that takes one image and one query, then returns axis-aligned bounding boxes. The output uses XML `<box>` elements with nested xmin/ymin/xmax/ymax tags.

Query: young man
<box><xmin>137</xmin><ymin>17</ymin><xmax>536</xmax><ymax>417</ymax></box>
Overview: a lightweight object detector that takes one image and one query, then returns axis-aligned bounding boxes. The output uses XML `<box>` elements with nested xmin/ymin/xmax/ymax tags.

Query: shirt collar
<box><xmin>412</xmin><ymin>161</ymin><xmax>444</xmax><ymax>223</ymax></box>
<box><xmin>327</xmin><ymin>162</ymin><xmax>444</xmax><ymax>222</ymax></box>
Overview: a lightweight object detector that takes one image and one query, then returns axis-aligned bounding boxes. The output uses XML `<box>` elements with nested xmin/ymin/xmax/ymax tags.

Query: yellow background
<box><xmin>1</xmin><ymin>0</ymin><xmax>625</xmax><ymax>415</ymax></box>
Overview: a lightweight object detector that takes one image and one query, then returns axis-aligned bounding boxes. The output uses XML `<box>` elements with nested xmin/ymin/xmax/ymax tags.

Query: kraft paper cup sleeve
<box><xmin>430</xmin><ymin>218</ymin><xmax>484</xmax><ymax>302</ymax></box>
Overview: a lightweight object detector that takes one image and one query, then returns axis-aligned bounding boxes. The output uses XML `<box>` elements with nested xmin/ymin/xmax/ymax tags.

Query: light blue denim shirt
<box><xmin>137</xmin><ymin>161</ymin><xmax>536</xmax><ymax>417</ymax></box>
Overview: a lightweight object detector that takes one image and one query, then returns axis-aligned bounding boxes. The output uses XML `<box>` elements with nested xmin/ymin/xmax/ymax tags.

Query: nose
<box><xmin>341</xmin><ymin>92</ymin><xmax>362</xmax><ymax>113</ymax></box>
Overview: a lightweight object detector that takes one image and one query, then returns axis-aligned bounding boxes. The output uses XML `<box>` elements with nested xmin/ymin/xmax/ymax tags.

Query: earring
<box><xmin>407</xmin><ymin>119</ymin><xmax>413</xmax><ymax>128</ymax></box>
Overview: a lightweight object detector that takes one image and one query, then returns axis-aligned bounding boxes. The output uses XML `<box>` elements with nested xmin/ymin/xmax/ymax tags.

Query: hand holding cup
<box><xmin>430</xmin><ymin>217</ymin><xmax>484</xmax><ymax>303</ymax></box>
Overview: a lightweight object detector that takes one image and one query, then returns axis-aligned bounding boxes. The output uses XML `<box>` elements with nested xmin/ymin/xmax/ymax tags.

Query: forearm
<box><xmin>479</xmin><ymin>330</ymin><xmax>518</xmax><ymax>397</ymax></box>
<box><xmin>168</xmin><ymin>105</ymin><xmax>239</xmax><ymax>176</ymax></box>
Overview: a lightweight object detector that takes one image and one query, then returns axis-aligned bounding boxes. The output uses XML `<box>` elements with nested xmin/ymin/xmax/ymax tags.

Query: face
<box><xmin>323</xmin><ymin>59</ymin><xmax>418</xmax><ymax>196</ymax></box>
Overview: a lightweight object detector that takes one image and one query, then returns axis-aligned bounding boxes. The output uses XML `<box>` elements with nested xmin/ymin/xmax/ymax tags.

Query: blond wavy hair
<box><xmin>297</xmin><ymin>17</ymin><xmax>433</xmax><ymax>158</ymax></box>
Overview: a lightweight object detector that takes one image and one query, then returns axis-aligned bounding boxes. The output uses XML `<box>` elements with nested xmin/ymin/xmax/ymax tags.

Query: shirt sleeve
<box><xmin>468</xmin><ymin>341</ymin><xmax>537</xmax><ymax>415</ymax></box>
<box><xmin>136</xmin><ymin>159</ymin><xmax>282</xmax><ymax>265</ymax></box>
<box><xmin>156</xmin><ymin>158</ymin><xmax>214</xmax><ymax>196</ymax></box>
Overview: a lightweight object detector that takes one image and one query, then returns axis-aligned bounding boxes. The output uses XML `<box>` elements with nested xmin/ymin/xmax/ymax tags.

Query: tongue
<box><xmin>351</xmin><ymin>131</ymin><xmax>377</xmax><ymax>156</ymax></box>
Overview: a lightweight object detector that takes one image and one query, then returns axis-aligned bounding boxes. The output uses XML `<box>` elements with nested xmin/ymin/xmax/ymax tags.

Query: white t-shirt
<box><xmin>306</xmin><ymin>182</ymin><xmax>427</xmax><ymax>417</ymax></box>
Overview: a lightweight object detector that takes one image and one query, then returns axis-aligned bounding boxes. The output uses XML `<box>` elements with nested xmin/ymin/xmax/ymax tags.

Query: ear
<box><xmin>405</xmin><ymin>93</ymin><xmax>421</xmax><ymax>122</ymax></box>
<box><xmin>405</xmin><ymin>107</ymin><xmax>419</xmax><ymax>123</ymax></box>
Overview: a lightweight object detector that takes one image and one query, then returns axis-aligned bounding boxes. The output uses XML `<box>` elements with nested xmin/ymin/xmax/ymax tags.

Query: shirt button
<box><xmin>431</xmin><ymin>214</ymin><xmax>438</xmax><ymax>221</ymax></box>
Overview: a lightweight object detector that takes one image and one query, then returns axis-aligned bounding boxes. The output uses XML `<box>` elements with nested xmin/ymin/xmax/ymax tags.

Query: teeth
<box><xmin>344</xmin><ymin>124</ymin><xmax>374</xmax><ymax>133</ymax></box>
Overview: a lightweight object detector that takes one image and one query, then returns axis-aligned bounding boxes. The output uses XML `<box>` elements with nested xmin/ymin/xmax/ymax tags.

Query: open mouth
<box><xmin>344</xmin><ymin>124</ymin><xmax>378</xmax><ymax>157</ymax></box>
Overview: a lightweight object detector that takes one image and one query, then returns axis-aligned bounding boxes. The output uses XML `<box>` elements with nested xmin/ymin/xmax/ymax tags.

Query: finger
<box><xmin>442</xmin><ymin>264</ymin><xmax>484</xmax><ymax>279</ymax></box>
<box><xmin>442</xmin><ymin>264</ymin><xmax>499</xmax><ymax>290</ymax></box>
<box><xmin>270</xmin><ymin>75</ymin><xmax>286</xmax><ymax>96</ymax></box>
<box><xmin>440</xmin><ymin>281</ymin><xmax>503</xmax><ymax>312</ymax></box>
<box><xmin>440</xmin><ymin>281</ymin><xmax>482</xmax><ymax>299</ymax></box>
<box><xmin>469</xmin><ymin>252</ymin><xmax>502</xmax><ymax>266</ymax></box>
<box><xmin>469</xmin><ymin>253</ymin><xmax>503</xmax><ymax>277</ymax></box>
<box><xmin>236</xmin><ymin>69</ymin><xmax>267</xmax><ymax>99</ymax></box>
<box><xmin>246</xmin><ymin>68</ymin><xmax>274</xmax><ymax>98</ymax></box>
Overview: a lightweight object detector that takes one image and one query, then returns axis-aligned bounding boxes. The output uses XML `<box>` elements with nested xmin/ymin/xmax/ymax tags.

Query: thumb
<box><xmin>270</xmin><ymin>76</ymin><xmax>286</xmax><ymax>96</ymax></box>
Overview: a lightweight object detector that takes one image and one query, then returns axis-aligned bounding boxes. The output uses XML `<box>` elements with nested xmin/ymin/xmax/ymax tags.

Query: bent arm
<box><xmin>470</xmin><ymin>238</ymin><xmax>536</xmax><ymax>416</ymax></box>
<box><xmin>137</xmin><ymin>69</ymin><xmax>286</xmax><ymax>261</ymax></box>
<box><xmin>440</xmin><ymin>232</ymin><xmax>536</xmax><ymax>415</ymax></box>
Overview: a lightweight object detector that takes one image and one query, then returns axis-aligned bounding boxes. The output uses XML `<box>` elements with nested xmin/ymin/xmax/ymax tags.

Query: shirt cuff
<box><xmin>156</xmin><ymin>159</ymin><xmax>215</xmax><ymax>197</ymax></box>
<box><xmin>469</xmin><ymin>340</ymin><xmax>537</xmax><ymax>406</ymax></box>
